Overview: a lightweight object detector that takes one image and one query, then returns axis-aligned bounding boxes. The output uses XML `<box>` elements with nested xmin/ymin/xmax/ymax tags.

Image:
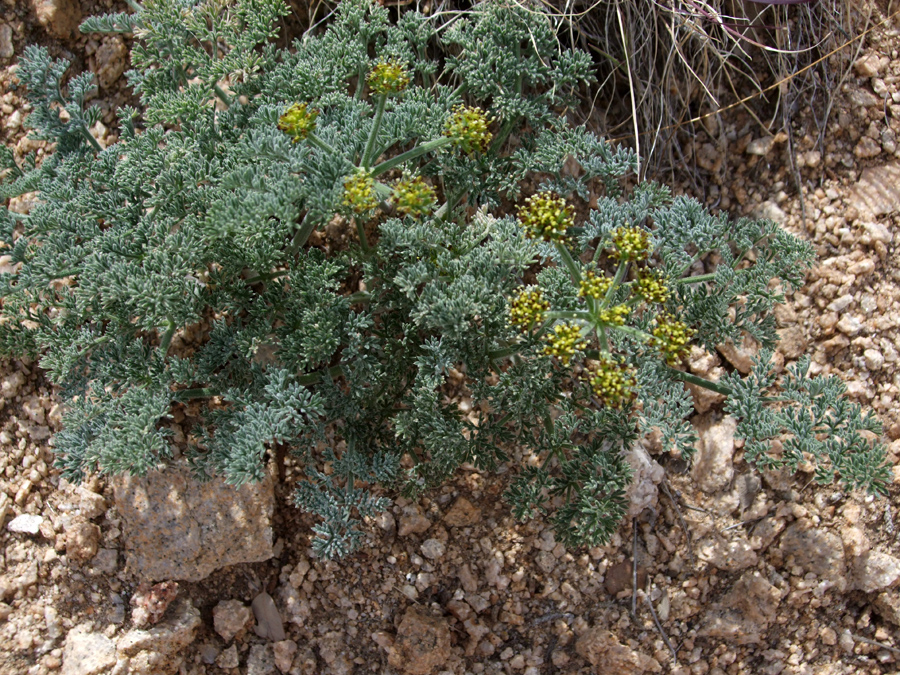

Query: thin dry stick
<box><xmin>616</xmin><ymin>0</ymin><xmax>642</xmax><ymax>178</ymax></box>
<box><xmin>632</xmin><ymin>516</ymin><xmax>639</xmax><ymax>618</ymax></box>
<box><xmin>644</xmin><ymin>585</ymin><xmax>678</xmax><ymax>664</ymax></box>
<box><xmin>851</xmin><ymin>633</ymin><xmax>900</xmax><ymax>655</ymax></box>
<box><xmin>660</xmin><ymin>479</ymin><xmax>696</xmax><ymax>569</ymax></box>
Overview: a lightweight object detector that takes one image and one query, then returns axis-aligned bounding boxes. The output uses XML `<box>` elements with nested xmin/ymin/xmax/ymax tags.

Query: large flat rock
<box><xmin>113</xmin><ymin>463</ymin><xmax>274</xmax><ymax>582</ymax></box>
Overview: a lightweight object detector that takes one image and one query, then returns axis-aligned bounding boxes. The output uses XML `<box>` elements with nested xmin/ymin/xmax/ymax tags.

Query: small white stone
<box><xmin>7</xmin><ymin>514</ymin><xmax>43</xmax><ymax>534</ymax></box>
<box><xmin>864</xmin><ymin>349</ymin><xmax>884</xmax><ymax>371</ymax></box>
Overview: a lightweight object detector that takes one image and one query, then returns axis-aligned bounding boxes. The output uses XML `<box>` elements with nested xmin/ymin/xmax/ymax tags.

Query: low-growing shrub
<box><xmin>0</xmin><ymin>0</ymin><xmax>887</xmax><ymax>557</ymax></box>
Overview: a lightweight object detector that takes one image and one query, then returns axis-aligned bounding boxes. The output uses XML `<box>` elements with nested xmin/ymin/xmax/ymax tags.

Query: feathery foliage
<box><xmin>0</xmin><ymin>0</ymin><xmax>886</xmax><ymax>557</ymax></box>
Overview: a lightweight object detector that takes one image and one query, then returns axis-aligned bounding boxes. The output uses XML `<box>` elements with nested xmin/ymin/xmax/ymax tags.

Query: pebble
<box><xmin>0</xmin><ymin>24</ymin><xmax>13</xmax><ymax>59</ymax></box>
<box><xmin>387</xmin><ymin>607</ymin><xmax>451</xmax><ymax>675</ymax></box>
<box><xmin>60</xmin><ymin>626</ymin><xmax>116</xmax><ymax>675</ymax></box>
<box><xmin>442</xmin><ymin>497</ymin><xmax>481</xmax><ymax>527</ymax></box>
<box><xmin>213</xmin><ymin>599</ymin><xmax>252</xmax><ymax>642</ymax></box>
<box><xmin>8</xmin><ymin>514</ymin><xmax>43</xmax><ymax>534</ymax></box>
<box><xmin>273</xmin><ymin>639</ymin><xmax>298</xmax><ymax>673</ymax></box>
<box><xmin>852</xmin><ymin>550</ymin><xmax>900</xmax><ymax>592</ymax></box>
<box><xmin>217</xmin><ymin>645</ymin><xmax>240</xmax><ymax>669</ymax></box>
<box><xmin>420</xmin><ymin>538</ymin><xmax>446</xmax><ymax>561</ymax></box>
<box><xmin>864</xmin><ymin>348</ymin><xmax>884</xmax><ymax>370</ymax></box>
<box><xmin>29</xmin><ymin>0</ymin><xmax>82</xmax><ymax>39</ymax></box>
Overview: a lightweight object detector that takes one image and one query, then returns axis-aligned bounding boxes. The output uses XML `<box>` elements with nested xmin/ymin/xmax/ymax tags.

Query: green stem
<box><xmin>306</xmin><ymin>132</ymin><xmax>339</xmax><ymax>157</ymax></box>
<box><xmin>545</xmin><ymin>310</ymin><xmax>592</xmax><ymax>322</ymax></box>
<box><xmin>175</xmin><ymin>387</ymin><xmax>218</xmax><ymax>401</ymax></box>
<box><xmin>355</xmin><ymin>218</ymin><xmax>371</xmax><ymax>255</ymax></box>
<box><xmin>289</xmin><ymin>214</ymin><xmax>316</xmax><ymax>256</ymax></box>
<box><xmin>158</xmin><ymin>321</ymin><xmax>177</xmax><ymax>357</ymax></box>
<box><xmin>297</xmin><ymin>365</ymin><xmax>344</xmax><ymax>386</ymax></box>
<box><xmin>554</xmin><ymin>241</ymin><xmax>582</xmax><ymax>284</ymax></box>
<box><xmin>602</xmin><ymin>261</ymin><xmax>628</xmax><ymax>308</ymax></box>
<box><xmin>668</xmin><ymin>368</ymin><xmax>733</xmax><ymax>397</ymax></box>
<box><xmin>81</xmin><ymin>126</ymin><xmax>103</xmax><ymax>153</ymax></box>
<box><xmin>675</xmin><ymin>272</ymin><xmax>716</xmax><ymax>286</ymax></box>
<box><xmin>347</xmin><ymin>291</ymin><xmax>372</xmax><ymax>304</ymax></box>
<box><xmin>243</xmin><ymin>269</ymin><xmax>290</xmax><ymax>286</ymax></box>
<box><xmin>362</xmin><ymin>94</ymin><xmax>387</xmax><ymax>169</ymax></box>
<box><xmin>213</xmin><ymin>84</ymin><xmax>232</xmax><ymax>108</ymax></box>
<box><xmin>124</xmin><ymin>0</ymin><xmax>142</xmax><ymax>11</ymax></box>
<box><xmin>370</xmin><ymin>137</ymin><xmax>452</xmax><ymax>177</ymax></box>
<box><xmin>487</xmin><ymin>345</ymin><xmax>521</xmax><ymax>360</ymax></box>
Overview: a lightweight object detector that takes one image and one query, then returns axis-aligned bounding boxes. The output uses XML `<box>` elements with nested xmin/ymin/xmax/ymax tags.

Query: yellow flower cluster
<box><xmin>634</xmin><ymin>269</ymin><xmax>669</xmax><ymax>304</ymax></box>
<box><xmin>543</xmin><ymin>322</ymin><xmax>586</xmax><ymax>364</ymax></box>
<box><xmin>584</xmin><ymin>356</ymin><xmax>636</xmax><ymax>408</ymax></box>
<box><xmin>611</xmin><ymin>226</ymin><xmax>651</xmax><ymax>262</ymax></box>
<box><xmin>578</xmin><ymin>270</ymin><xmax>612</xmax><ymax>300</ymax></box>
<box><xmin>517</xmin><ymin>193</ymin><xmax>573</xmax><ymax>242</ymax></box>
<box><xmin>597</xmin><ymin>304</ymin><xmax>630</xmax><ymax>326</ymax></box>
<box><xmin>508</xmin><ymin>287</ymin><xmax>549</xmax><ymax>328</ymax></box>
<box><xmin>277</xmin><ymin>103</ymin><xmax>319</xmax><ymax>142</ymax></box>
<box><xmin>367</xmin><ymin>58</ymin><xmax>411</xmax><ymax>95</ymax></box>
<box><xmin>652</xmin><ymin>314</ymin><xmax>694</xmax><ymax>365</ymax></box>
<box><xmin>342</xmin><ymin>170</ymin><xmax>378</xmax><ymax>213</ymax></box>
<box><xmin>443</xmin><ymin>105</ymin><xmax>492</xmax><ymax>155</ymax></box>
<box><xmin>392</xmin><ymin>176</ymin><xmax>436</xmax><ymax>217</ymax></box>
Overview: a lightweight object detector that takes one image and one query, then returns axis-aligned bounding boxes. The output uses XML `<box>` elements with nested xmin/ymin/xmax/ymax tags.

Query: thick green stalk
<box><xmin>158</xmin><ymin>321</ymin><xmax>177</xmax><ymax>357</ymax></box>
<box><xmin>601</xmin><ymin>261</ymin><xmax>628</xmax><ymax>307</ymax></box>
<box><xmin>675</xmin><ymin>272</ymin><xmax>716</xmax><ymax>286</ymax></box>
<box><xmin>668</xmin><ymin>368</ymin><xmax>733</xmax><ymax>397</ymax></box>
<box><xmin>371</xmin><ymin>137</ymin><xmax>452</xmax><ymax>177</ymax></box>
<box><xmin>362</xmin><ymin>94</ymin><xmax>388</xmax><ymax>169</ymax></box>
<box><xmin>554</xmin><ymin>241</ymin><xmax>582</xmax><ymax>284</ymax></box>
<box><xmin>213</xmin><ymin>83</ymin><xmax>232</xmax><ymax>108</ymax></box>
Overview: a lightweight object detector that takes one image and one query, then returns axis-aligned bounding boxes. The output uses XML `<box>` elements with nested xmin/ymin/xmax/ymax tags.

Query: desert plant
<box><xmin>0</xmin><ymin>0</ymin><xmax>887</xmax><ymax>557</ymax></box>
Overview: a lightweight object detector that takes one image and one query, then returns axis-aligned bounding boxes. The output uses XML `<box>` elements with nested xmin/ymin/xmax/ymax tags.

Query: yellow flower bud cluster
<box><xmin>578</xmin><ymin>270</ymin><xmax>612</xmax><ymax>300</ymax></box>
<box><xmin>342</xmin><ymin>170</ymin><xmax>378</xmax><ymax>213</ymax></box>
<box><xmin>610</xmin><ymin>226</ymin><xmax>651</xmax><ymax>262</ymax></box>
<box><xmin>633</xmin><ymin>269</ymin><xmax>669</xmax><ymax>304</ymax></box>
<box><xmin>584</xmin><ymin>356</ymin><xmax>636</xmax><ymax>409</ymax></box>
<box><xmin>543</xmin><ymin>322</ymin><xmax>586</xmax><ymax>364</ymax></box>
<box><xmin>443</xmin><ymin>105</ymin><xmax>492</xmax><ymax>155</ymax></box>
<box><xmin>652</xmin><ymin>314</ymin><xmax>694</xmax><ymax>365</ymax></box>
<box><xmin>367</xmin><ymin>58</ymin><xmax>411</xmax><ymax>95</ymax></box>
<box><xmin>508</xmin><ymin>287</ymin><xmax>549</xmax><ymax>328</ymax></box>
<box><xmin>597</xmin><ymin>303</ymin><xmax>630</xmax><ymax>327</ymax></box>
<box><xmin>517</xmin><ymin>193</ymin><xmax>573</xmax><ymax>242</ymax></box>
<box><xmin>392</xmin><ymin>176</ymin><xmax>436</xmax><ymax>218</ymax></box>
<box><xmin>277</xmin><ymin>103</ymin><xmax>319</xmax><ymax>142</ymax></box>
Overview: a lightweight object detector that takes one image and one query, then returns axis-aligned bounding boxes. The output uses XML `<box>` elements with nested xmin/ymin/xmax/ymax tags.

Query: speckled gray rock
<box><xmin>112</xmin><ymin>462</ymin><xmax>274</xmax><ymax>581</ymax></box>
<box><xmin>699</xmin><ymin>571</ymin><xmax>782</xmax><ymax>645</ymax></box>
<box><xmin>61</xmin><ymin>625</ymin><xmax>117</xmax><ymax>675</ymax></box>
<box><xmin>213</xmin><ymin>599</ymin><xmax>252</xmax><ymax>642</ymax></box>
<box><xmin>691</xmin><ymin>414</ymin><xmax>737</xmax><ymax>494</ymax></box>
<box><xmin>779</xmin><ymin>519</ymin><xmax>846</xmax><ymax>587</ymax></box>
<box><xmin>247</xmin><ymin>643</ymin><xmax>276</xmax><ymax>675</ymax></box>
<box><xmin>852</xmin><ymin>549</ymin><xmax>900</xmax><ymax>592</ymax></box>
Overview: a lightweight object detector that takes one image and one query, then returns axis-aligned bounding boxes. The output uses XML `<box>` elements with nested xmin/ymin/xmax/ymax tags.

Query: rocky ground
<box><xmin>2</xmin><ymin>1</ymin><xmax>900</xmax><ymax>674</ymax></box>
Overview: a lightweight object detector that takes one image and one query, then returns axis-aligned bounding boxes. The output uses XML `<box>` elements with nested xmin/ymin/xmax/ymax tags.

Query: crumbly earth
<box><xmin>2</xmin><ymin>2</ymin><xmax>900</xmax><ymax>675</ymax></box>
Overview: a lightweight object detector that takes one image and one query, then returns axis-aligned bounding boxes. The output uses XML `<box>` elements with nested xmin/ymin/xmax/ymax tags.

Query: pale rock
<box><xmin>827</xmin><ymin>294</ymin><xmax>854</xmax><ymax>313</ymax></box>
<box><xmin>864</xmin><ymin>348</ymin><xmax>884</xmax><ymax>370</ymax></box>
<box><xmin>130</xmin><ymin>581</ymin><xmax>178</xmax><ymax>627</ymax></box>
<box><xmin>213</xmin><ymin>599</ymin><xmax>252</xmax><ymax>642</ymax></box>
<box><xmin>774</xmin><ymin>302</ymin><xmax>798</xmax><ymax>326</ymax></box>
<box><xmin>777</xmin><ymin>326</ymin><xmax>807</xmax><ymax>360</ymax></box>
<box><xmin>217</xmin><ymin>645</ymin><xmax>240</xmax><ymax>669</ymax></box>
<box><xmin>288</xmin><ymin>559</ymin><xmax>310</xmax><ymax>588</ymax></box>
<box><xmin>535</xmin><ymin>551</ymin><xmax>556</xmax><ymax>574</ymax></box>
<box><xmin>273</xmin><ymin>640</ymin><xmax>298</xmax><ymax>673</ymax></box>
<box><xmin>484</xmin><ymin>559</ymin><xmax>509</xmax><ymax>590</ymax></box>
<box><xmin>686</xmin><ymin>373</ymin><xmax>726</xmax><ymax>414</ymax></box>
<box><xmin>375</xmin><ymin>510</ymin><xmax>396</xmax><ymax>536</ymax></box>
<box><xmin>458</xmin><ymin>564</ymin><xmax>478</xmax><ymax>593</ymax></box>
<box><xmin>247</xmin><ymin>643</ymin><xmax>276</xmax><ymax>675</ymax></box>
<box><xmin>443</xmin><ymin>497</ymin><xmax>481</xmax><ymax>527</ymax></box>
<box><xmin>61</xmin><ymin>625</ymin><xmax>117</xmax><ymax>675</ymax></box>
<box><xmin>746</xmin><ymin>137</ymin><xmax>775</xmax><ymax>156</ymax></box>
<box><xmin>398</xmin><ymin>505</ymin><xmax>432</xmax><ymax>537</ymax></box>
<box><xmin>691</xmin><ymin>414</ymin><xmax>737</xmax><ymax>494</ymax></box>
<box><xmin>112</xmin><ymin>461</ymin><xmax>274</xmax><ymax>581</ymax></box>
<box><xmin>852</xmin><ymin>550</ymin><xmax>900</xmax><ymax>592</ymax></box>
<box><xmin>862</xmin><ymin>221</ymin><xmax>893</xmax><ymax>244</ymax></box>
<box><xmin>717</xmin><ymin>335</ymin><xmax>759</xmax><ymax>374</ymax></box>
<box><xmin>848</xmin><ymin>258</ymin><xmax>876</xmax><ymax>276</ymax></box>
<box><xmin>317</xmin><ymin>631</ymin><xmax>354</xmax><ymax>675</ymax></box>
<box><xmin>874</xmin><ymin>590</ymin><xmax>900</xmax><ymax>626</ymax></box>
<box><xmin>31</xmin><ymin>0</ymin><xmax>81</xmax><ymax>37</ymax></box>
<box><xmin>841</xmin><ymin>525</ymin><xmax>870</xmax><ymax>559</ymax></box>
<box><xmin>22</xmin><ymin>397</ymin><xmax>45</xmax><ymax>424</ymax></box>
<box><xmin>77</xmin><ymin>487</ymin><xmax>107</xmax><ymax>520</ymax></box>
<box><xmin>855</xmin><ymin>53</ymin><xmax>888</xmax><ymax>77</ymax></box>
<box><xmin>0</xmin><ymin>24</ymin><xmax>12</xmax><ymax>60</ymax></box>
<box><xmin>116</xmin><ymin>598</ymin><xmax>201</xmax><ymax>675</ymax></box>
<box><xmin>95</xmin><ymin>36</ymin><xmax>128</xmax><ymax>90</ymax></box>
<box><xmin>687</xmin><ymin>346</ymin><xmax>720</xmax><ymax>376</ymax></box>
<box><xmin>2</xmin><ymin>370</ymin><xmax>25</xmax><ymax>398</ymax></box>
<box><xmin>753</xmin><ymin>200</ymin><xmax>787</xmax><ymax>224</ymax></box>
<box><xmin>65</xmin><ymin>520</ymin><xmax>101</xmax><ymax>563</ymax></box>
<box><xmin>252</xmin><ymin>591</ymin><xmax>286</xmax><ymax>641</ymax></box>
<box><xmin>387</xmin><ymin>606</ymin><xmax>451</xmax><ymax>675</ymax></box>
<box><xmin>849</xmin><ymin>89</ymin><xmax>881</xmax><ymax>108</ymax></box>
<box><xmin>624</xmin><ymin>441</ymin><xmax>665</xmax><ymax>516</ymax></box>
<box><xmin>779</xmin><ymin>519</ymin><xmax>846</xmax><ymax>586</ymax></box>
<box><xmin>697</xmin><ymin>535</ymin><xmax>757</xmax><ymax>572</ymax></box>
<box><xmin>836</xmin><ymin>314</ymin><xmax>863</xmax><ymax>336</ymax></box>
<box><xmin>698</xmin><ymin>571</ymin><xmax>781</xmax><ymax>644</ymax></box>
<box><xmin>575</xmin><ymin>627</ymin><xmax>661</xmax><ymax>672</ymax></box>
<box><xmin>420</xmin><ymin>538</ymin><xmax>446</xmax><ymax>561</ymax></box>
<box><xmin>855</xmin><ymin>136</ymin><xmax>881</xmax><ymax>159</ymax></box>
<box><xmin>8</xmin><ymin>513</ymin><xmax>43</xmax><ymax>534</ymax></box>
<box><xmin>848</xmin><ymin>164</ymin><xmax>900</xmax><ymax>216</ymax></box>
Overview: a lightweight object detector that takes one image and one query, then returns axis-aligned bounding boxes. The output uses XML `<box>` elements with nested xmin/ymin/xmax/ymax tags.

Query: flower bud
<box><xmin>277</xmin><ymin>103</ymin><xmax>319</xmax><ymax>142</ymax></box>
<box><xmin>517</xmin><ymin>193</ymin><xmax>573</xmax><ymax>242</ymax></box>
<box><xmin>584</xmin><ymin>356</ymin><xmax>636</xmax><ymax>408</ymax></box>
<box><xmin>543</xmin><ymin>322</ymin><xmax>586</xmax><ymax>365</ymax></box>
<box><xmin>508</xmin><ymin>287</ymin><xmax>549</xmax><ymax>329</ymax></box>
<box><xmin>392</xmin><ymin>176</ymin><xmax>436</xmax><ymax>218</ymax></box>
<box><xmin>367</xmin><ymin>58</ymin><xmax>411</xmax><ymax>95</ymax></box>
<box><xmin>342</xmin><ymin>170</ymin><xmax>378</xmax><ymax>213</ymax></box>
<box><xmin>443</xmin><ymin>105</ymin><xmax>492</xmax><ymax>155</ymax></box>
<box><xmin>652</xmin><ymin>314</ymin><xmax>694</xmax><ymax>365</ymax></box>
<box><xmin>610</xmin><ymin>226</ymin><xmax>651</xmax><ymax>262</ymax></box>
